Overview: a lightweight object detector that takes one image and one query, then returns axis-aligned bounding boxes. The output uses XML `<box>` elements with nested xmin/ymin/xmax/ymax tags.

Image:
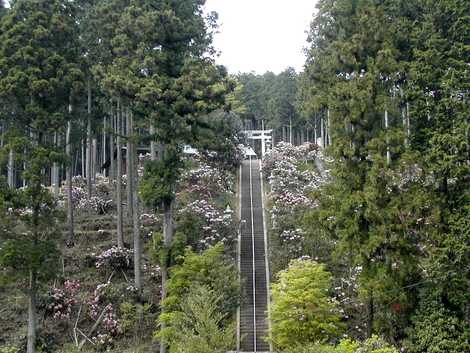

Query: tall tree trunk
<box><xmin>314</xmin><ymin>115</ymin><xmax>318</xmax><ymax>145</ymax></box>
<box><xmin>52</xmin><ymin>132</ymin><xmax>60</xmax><ymax>197</ymax></box>
<box><xmin>406</xmin><ymin>102</ymin><xmax>410</xmax><ymax>143</ymax></box>
<box><xmin>27</xmin><ymin>269</ymin><xmax>37</xmax><ymax>353</ymax></box>
<box><xmin>126</xmin><ymin>109</ymin><xmax>133</xmax><ymax>225</ymax></box>
<box><xmin>116</xmin><ymin>99</ymin><xmax>124</xmax><ymax>248</ymax></box>
<box><xmin>109</xmin><ymin>106</ymin><xmax>115</xmax><ymax>182</ymax></box>
<box><xmin>385</xmin><ymin>109</ymin><xmax>391</xmax><ymax>165</ymax></box>
<box><xmin>289</xmin><ymin>117</ymin><xmax>293</xmax><ymax>144</ymax></box>
<box><xmin>320</xmin><ymin>113</ymin><xmax>324</xmax><ymax>148</ymax></box>
<box><xmin>160</xmin><ymin>197</ymin><xmax>174</xmax><ymax>353</ymax></box>
<box><xmin>92</xmin><ymin>137</ymin><xmax>97</xmax><ymax>182</ymax></box>
<box><xmin>66</xmin><ymin>119</ymin><xmax>74</xmax><ymax>246</ymax></box>
<box><xmin>131</xmin><ymin>113</ymin><xmax>142</xmax><ymax>293</ymax></box>
<box><xmin>103</xmin><ymin>117</ymin><xmax>107</xmax><ymax>176</ymax></box>
<box><xmin>366</xmin><ymin>289</ymin><xmax>374</xmax><ymax>338</ymax></box>
<box><xmin>7</xmin><ymin>148</ymin><xmax>14</xmax><ymax>188</ymax></box>
<box><xmin>327</xmin><ymin>109</ymin><xmax>332</xmax><ymax>146</ymax></box>
<box><xmin>150</xmin><ymin>124</ymin><xmax>157</xmax><ymax>161</ymax></box>
<box><xmin>86</xmin><ymin>79</ymin><xmax>92</xmax><ymax>199</ymax></box>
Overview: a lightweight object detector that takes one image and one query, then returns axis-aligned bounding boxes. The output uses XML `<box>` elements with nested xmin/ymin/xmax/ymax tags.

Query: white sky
<box><xmin>205</xmin><ymin>0</ymin><xmax>318</xmax><ymax>74</ymax></box>
<box><xmin>4</xmin><ymin>0</ymin><xmax>317</xmax><ymax>74</ymax></box>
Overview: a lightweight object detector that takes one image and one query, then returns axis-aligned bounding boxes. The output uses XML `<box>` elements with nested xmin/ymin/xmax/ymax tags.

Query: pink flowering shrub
<box><xmin>88</xmin><ymin>282</ymin><xmax>110</xmax><ymax>320</ymax></box>
<box><xmin>86</xmin><ymin>283</ymin><xmax>122</xmax><ymax>350</ymax></box>
<box><xmin>95</xmin><ymin>246</ymin><xmax>133</xmax><ymax>271</ymax></box>
<box><xmin>48</xmin><ymin>280</ymin><xmax>81</xmax><ymax>320</ymax></box>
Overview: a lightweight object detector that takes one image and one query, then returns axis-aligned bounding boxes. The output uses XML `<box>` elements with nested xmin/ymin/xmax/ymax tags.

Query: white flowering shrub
<box><xmin>59</xmin><ymin>174</ymin><xmax>114</xmax><ymax>214</ymax></box>
<box><xmin>263</xmin><ymin>143</ymin><xmax>329</xmax><ymax>265</ymax></box>
<box><xmin>178</xmin><ymin>199</ymin><xmax>235</xmax><ymax>249</ymax></box>
<box><xmin>279</xmin><ymin>228</ymin><xmax>306</xmax><ymax>256</ymax></box>
<box><xmin>179</xmin><ymin>159</ymin><xmax>234</xmax><ymax>197</ymax></box>
<box><xmin>137</xmin><ymin>153</ymin><xmax>152</xmax><ymax>178</ymax></box>
<box><xmin>95</xmin><ymin>246</ymin><xmax>133</xmax><ymax>271</ymax></box>
<box><xmin>139</xmin><ymin>212</ymin><xmax>160</xmax><ymax>227</ymax></box>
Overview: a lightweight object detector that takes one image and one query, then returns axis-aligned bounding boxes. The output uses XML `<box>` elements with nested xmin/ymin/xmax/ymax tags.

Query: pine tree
<box><xmin>301</xmin><ymin>0</ymin><xmax>428</xmax><ymax>340</ymax></box>
<box><xmin>403</xmin><ymin>1</ymin><xmax>470</xmax><ymax>349</ymax></box>
<box><xmin>0</xmin><ymin>1</ymin><xmax>83</xmax><ymax>351</ymax></box>
<box><xmin>135</xmin><ymin>2</ymin><xmax>231</xmax><ymax>352</ymax></box>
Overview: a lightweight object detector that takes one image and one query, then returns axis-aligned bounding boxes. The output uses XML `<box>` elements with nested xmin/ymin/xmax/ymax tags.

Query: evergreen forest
<box><xmin>0</xmin><ymin>1</ymin><xmax>468</xmax><ymax>353</ymax></box>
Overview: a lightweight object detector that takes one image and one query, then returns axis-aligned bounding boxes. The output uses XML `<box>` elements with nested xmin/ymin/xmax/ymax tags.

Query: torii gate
<box><xmin>243</xmin><ymin>129</ymin><xmax>273</xmax><ymax>158</ymax></box>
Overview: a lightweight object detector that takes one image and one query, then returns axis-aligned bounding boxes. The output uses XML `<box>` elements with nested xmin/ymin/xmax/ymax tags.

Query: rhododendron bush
<box><xmin>59</xmin><ymin>174</ymin><xmax>114</xmax><ymax>214</ymax></box>
<box><xmin>95</xmin><ymin>246</ymin><xmax>133</xmax><ymax>271</ymax></box>
<box><xmin>178</xmin><ymin>199</ymin><xmax>235</xmax><ymax>250</ymax></box>
<box><xmin>46</xmin><ymin>279</ymin><xmax>123</xmax><ymax>351</ymax></box>
<box><xmin>262</xmin><ymin>142</ymin><xmax>328</xmax><ymax>263</ymax></box>
<box><xmin>173</xmin><ymin>154</ymin><xmax>238</xmax><ymax>252</ymax></box>
<box><xmin>178</xmin><ymin>154</ymin><xmax>236</xmax><ymax>197</ymax></box>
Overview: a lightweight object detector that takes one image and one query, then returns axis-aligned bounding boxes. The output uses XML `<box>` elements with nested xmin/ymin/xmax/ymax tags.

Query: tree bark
<box><xmin>314</xmin><ymin>114</ymin><xmax>318</xmax><ymax>145</ymax></box>
<box><xmin>406</xmin><ymin>102</ymin><xmax>411</xmax><ymax>143</ymax></box>
<box><xmin>385</xmin><ymin>109</ymin><xmax>391</xmax><ymax>165</ymax></box>
<box><xmin>66</xmin><ymin>119</ymin><xmax>75</xmax><ymax>246</ymax></box>
<box><xmin>86</xmin><ymin>78</ymin><xmax>92</xmax><ymax>198</ymax></box>
<box><xmin>320</xmin><ymin>113</ymin><xmax>324</xmax><ymax>148</ymax></box>
<box><xmin>109</xmin><ymin>106</ymin><xmax>115</xmax><ymax>182</ymax></box>
<box><xmin>52</xmin><ymin>132</ymin><xmax>60</xmax><ymax>198</ymax></box>
<box><xmin>7</xmin><ymin>148</ymin><xmax>15</xmax><ymax>188</ymax></box>
<box><xmin>327</xmin><ymin>109</ymin><xmax>332</xmax><ymax>146</ymax></box>
<box><xmin>126</xmin><ymin>109</ymin><xmax>133</xmax><ymax>225</ymax></box>
<box><xmin>92</xmin><ymin>137</ymin><xmax>97</xmax><ymax>183</ymax></box>
<box><xmin>103</xmin><ymin>116</ymin><xmax>107</xmax><ymax>176</ymax></box>
<box><xmin>81</xmin><ymin>138</ymin><xmax>85</xmax><ymax>178</ymax></box>
<box><xmin>289</xmin><ymin>117</ymin><xmax>293</xmax><ymax>144</ymax></box>
<box><xmin>132</xmin><ymin>113</ymin><xmax>142</xmax><ymax>293</ymax></box>
<box><xmin>160</xmin><ymin>197</ymin><xmax>174</xmax><ymax>353</ymax></box>
<box><xmin>116</xmin><ymin>99</ymin><xmax>124</xmax><ymax>248</ymax></box>
<box><xmin>366</xmin><ymin>289</ymin><xmax>374</xmax><ymax>338</ymax></box>
<box><xmin>150</xmin><ymin>124</ymin><xmax>157</xmax><ymax>161</ymax></box>
<box><xmin>27</xmin><ymin>269</ymin><xmax>37</xmax><ymax>353</ymax></box>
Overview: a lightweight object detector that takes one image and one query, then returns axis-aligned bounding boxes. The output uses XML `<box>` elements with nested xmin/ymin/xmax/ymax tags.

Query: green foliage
<box><xmin>0</xmin><ymin>0</ymin><xmax>83</xmax><ymax>131</ymax></box>
<box><xmin>299</xmin><ymin>0</ymin><xmax>469</xmax><ymax>343</ymax></box>
<box><xmin>355</xmin><ymin>336</ymin><xmax>398</xmax><ymax>353</ymax></box>
<box><xmin>0</xmin><ymin>181</ymin><xmax>61</xmax><ymax>285</ymax></box>
<box><xmin>159</xmin><ymin>284</ymin><xmax>236</xmax><ymax>353</ymax></box>
<box><xmin>0</xmin><ymin>346</ymin><xmax>20</xmax><ymax>353</ymax></box>
<box><xmin>158</xmin><ymin>244</ymin><xmax>239</xmax><ymax>340</ymax></box>
<box><xmin>283</xmin><ymin>336</ymin><xmax>398</xmax><ymax>353</ymax></box>
<box><xmin>405</xmin><ymin>294</ymin><xmax>470</xmax><ymax>353</ymax></box>
<box><xmin>120</xmin><ymin>301</ymin><xmax>155</xmax><ymax>342</ymax></box>
<box><xmin>140</xmin><ymin>151</ymin><xmax>183</xmax><ymax>211</ymax></box>
<box><xmin>235</xmin><ymin>68</ymin><xmax>299</xmax><ymax>129</ymax></box>
<box><xmin>270</xmin><ymin>259</ymin><xmax>344</xmax><ymax>349</ymax></box>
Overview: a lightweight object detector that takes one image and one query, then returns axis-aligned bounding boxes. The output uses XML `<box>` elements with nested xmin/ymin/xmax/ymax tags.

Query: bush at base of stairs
<box><xmin>283</xmin><ymin>336</ymin><xmax>398</xmax><ymax>353</ymax></box>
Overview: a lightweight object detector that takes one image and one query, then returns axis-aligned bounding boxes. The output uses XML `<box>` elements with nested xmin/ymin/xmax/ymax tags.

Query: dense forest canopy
<box><xmin>0</xmin><ymin>0</ymin><xmax>468</xmax><ymax>353</ymax></box>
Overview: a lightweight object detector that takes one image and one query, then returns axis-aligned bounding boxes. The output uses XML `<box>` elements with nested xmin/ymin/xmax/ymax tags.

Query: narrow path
<box><xmin>239</xmin><ymin>157</ymin><xmax>270</xmax><ymax>352</ymax></box>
